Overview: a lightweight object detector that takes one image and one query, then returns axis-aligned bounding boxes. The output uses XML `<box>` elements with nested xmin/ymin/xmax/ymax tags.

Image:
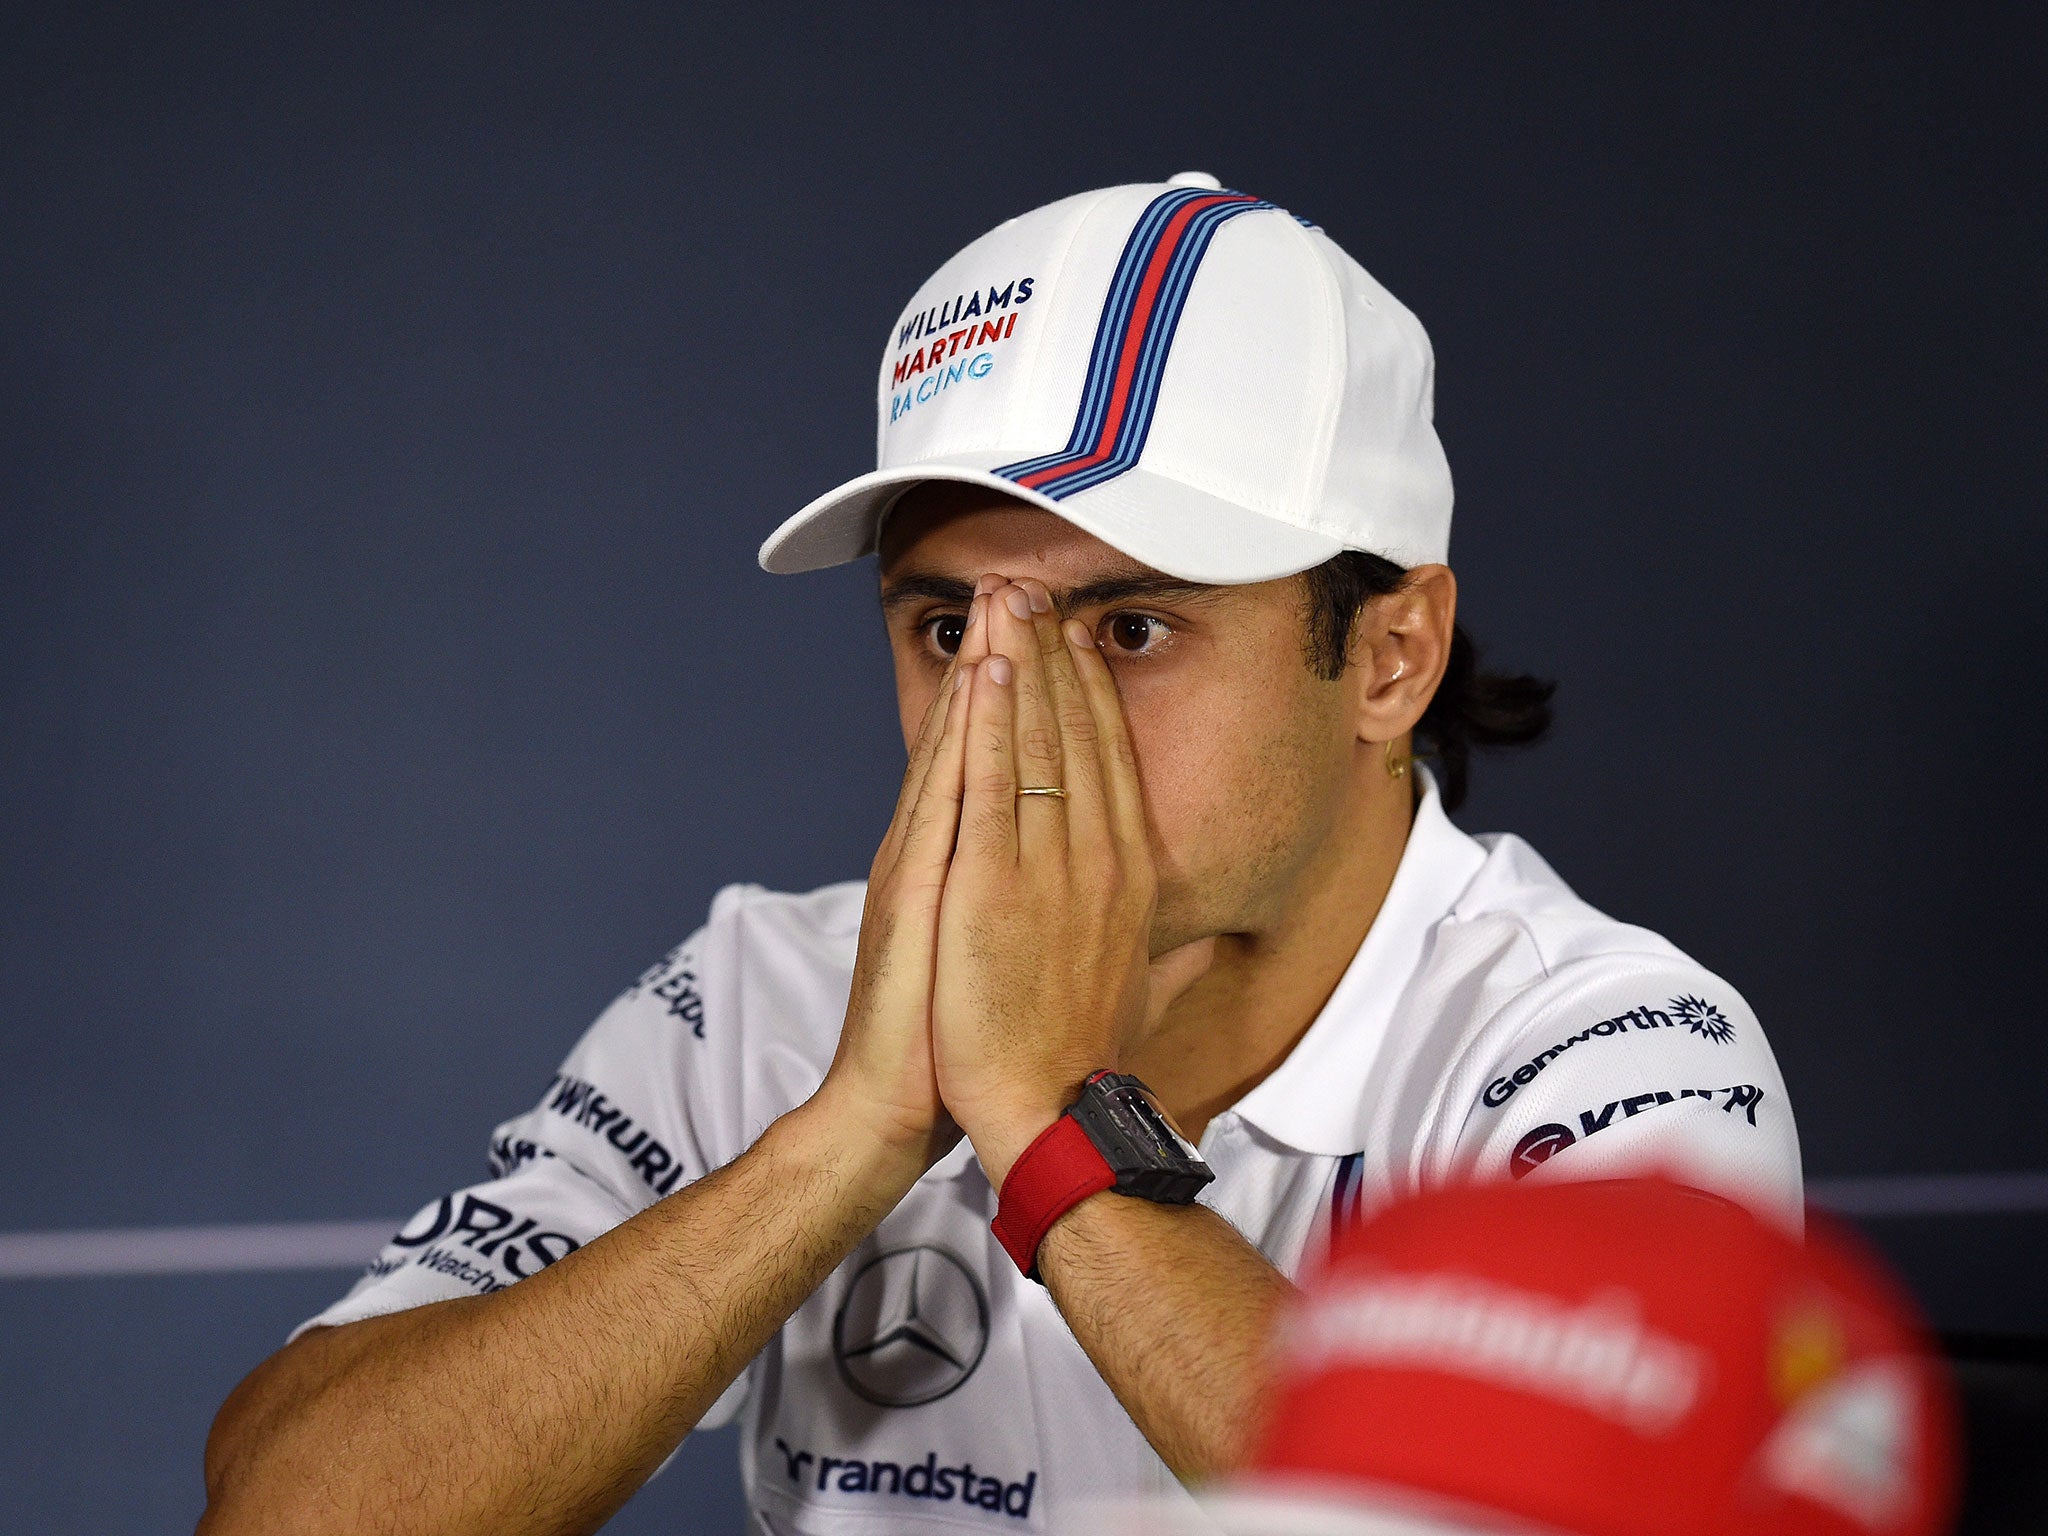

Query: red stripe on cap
<box><xmin>1015</xmin><ymin>193</ymin><xmax>1251</xmax><ymax>491</ymax></box>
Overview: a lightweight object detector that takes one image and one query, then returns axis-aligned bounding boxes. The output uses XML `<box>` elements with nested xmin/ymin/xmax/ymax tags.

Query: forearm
<box><xmin>1036</xmin><ymin>1193</ymin><xmax>1294</xmax><ymax>1483</ymax></box>
<box><xmin>201</xmin><ymin>1093</ymin><xmax>920</xmax><ymax>1536</ymax></box>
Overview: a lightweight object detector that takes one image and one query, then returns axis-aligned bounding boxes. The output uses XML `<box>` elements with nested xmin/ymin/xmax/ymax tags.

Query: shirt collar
<box><xmin>1228</xmin><ymin>768</ymin><xmax>1488</xmax><ymax>1157</ymax></box>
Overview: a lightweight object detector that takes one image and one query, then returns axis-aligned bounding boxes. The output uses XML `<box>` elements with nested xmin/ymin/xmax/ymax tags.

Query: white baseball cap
<box><xmin>759</xmin><ymin>172</ymin><xmax>1454</xmax><ymax>586</ymax></box>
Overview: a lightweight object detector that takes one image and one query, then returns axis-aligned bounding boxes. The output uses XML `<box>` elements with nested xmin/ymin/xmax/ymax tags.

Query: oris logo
<box><xmin>388</xmin><ymin>1192</ymin><xmax>581</xmax><ymax>1283</ymax></box>
<box><xmin>833</xmin><ymin>1245</ymin><xmax>990</xmax><ymax>1408</ymax></box>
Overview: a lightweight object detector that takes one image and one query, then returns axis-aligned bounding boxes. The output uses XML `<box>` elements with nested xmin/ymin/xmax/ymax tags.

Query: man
<box><xmin>200</xmin><ymin>173</ymin><xmax>1800</xmax><ymax>1535</ymax></box>
<box><xmin>1140</xmin><ymin>1177</ymin><xmax>1955</xmax><ymax>1536</ymax></box>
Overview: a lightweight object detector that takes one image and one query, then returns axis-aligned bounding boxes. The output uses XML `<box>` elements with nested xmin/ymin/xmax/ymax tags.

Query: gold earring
<box><xmin>1385</xmin><ymin>741</ymin><xmax>1410</xmax><ymax>779</ymax></box>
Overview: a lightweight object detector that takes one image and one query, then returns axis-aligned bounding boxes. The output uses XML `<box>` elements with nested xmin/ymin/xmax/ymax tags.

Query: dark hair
<box><xmin>1298</xmin><ymin>551</ymin><xmax>1554</xmax><ymax>813</ymax></box>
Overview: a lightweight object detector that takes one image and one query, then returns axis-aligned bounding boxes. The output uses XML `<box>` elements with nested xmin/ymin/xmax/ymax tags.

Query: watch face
<box><xmin>1073</xmin><ymin>1073</ymin><xmax>1215</xmax><ymax>1204</ymax></box>
<box><xmin>1103</xmin><ymin>1085</ymin><xmax>1200</xmax><ymax>1164</ymax></box>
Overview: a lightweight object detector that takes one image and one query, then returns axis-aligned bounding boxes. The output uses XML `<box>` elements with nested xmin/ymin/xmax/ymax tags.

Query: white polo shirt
<box><xmin>302</xmin><ymin>777</ymin><xmax>1800</xmax><ymax>1534</ymax></box>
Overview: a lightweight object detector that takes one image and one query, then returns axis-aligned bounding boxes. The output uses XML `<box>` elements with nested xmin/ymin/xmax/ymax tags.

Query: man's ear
<box><xmin>1350</xmin><ymin>564</ymin><xmax>1456</xmax><ymax>744</ymax></box>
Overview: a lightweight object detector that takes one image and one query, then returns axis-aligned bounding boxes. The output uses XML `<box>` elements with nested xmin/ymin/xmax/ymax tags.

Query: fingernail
<box><xmin>976</xmin><ymin>574</ymin><xmax>1003</xmax><ymax>595</ymax></box>
<box><xmin>954</xmin><ymin>662</ymin><xmax>974</xmax><ymax>693</ymax></box>
<box><xmin>1027</xmin><ymin>583</ymin><xmax>1051</xmax><ymax>614</ymax></box>
<box><xmin>1004</xmin><ymin>587</ymin><xmax>1032</xmax><ymax>620</ymax></box>
<box><xmin>987</xmin><ymin>654</ymin><xmax>1013</xmax><ymax>686</ymax></box>
<box><xmin>1064</xmin><ymin>619</ymin><xmax>1091</xmax><ymax>647</ymax></box>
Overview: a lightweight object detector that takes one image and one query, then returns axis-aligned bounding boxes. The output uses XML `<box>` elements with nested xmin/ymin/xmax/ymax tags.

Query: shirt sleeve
<box><xmin>292</xmin><ymin>920</ymin><xmax>754</xmax><ymax>1429</ymax></box>
<box><xmin>1439</xmin><ymin>958</ymin><xmax>1803</xmax><ymax>1228</ymax></box>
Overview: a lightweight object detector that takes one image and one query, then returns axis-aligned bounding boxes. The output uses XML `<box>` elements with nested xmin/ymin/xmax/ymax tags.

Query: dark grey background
<box><xmin>3</xmin><ymin>5</ymin><xmax>2042</xmax><ymax>1531</ymax></box>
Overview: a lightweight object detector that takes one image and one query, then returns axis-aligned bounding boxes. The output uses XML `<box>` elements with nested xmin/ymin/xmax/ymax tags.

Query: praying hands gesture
<box><xmin>929</xmin><ymin>576</ymin><xmax>1214</xmax><ymax>1186</ymax></box>
<box><xmin>827</xmin><ymin>572</ymin><xmax>1211</xmax><ymax>1185</ymax></box>
<box><xmin>829</xmin><ymin>568</ymin><xmax>1284</xmax><ymax>1480</ymax></box>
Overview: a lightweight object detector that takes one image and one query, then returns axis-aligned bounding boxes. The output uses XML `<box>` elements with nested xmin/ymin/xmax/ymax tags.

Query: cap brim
<box><xmin>759</xmin><ymin>456</ymin><xmax>1344</xmax><ymax>586</ymax></box>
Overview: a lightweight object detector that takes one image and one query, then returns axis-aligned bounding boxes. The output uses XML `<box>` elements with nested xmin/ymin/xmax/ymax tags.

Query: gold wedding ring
<box><xmin>1015</xmin><ymin>786</ymin><xmax>1068</xmax><ymax>799</ymax></box>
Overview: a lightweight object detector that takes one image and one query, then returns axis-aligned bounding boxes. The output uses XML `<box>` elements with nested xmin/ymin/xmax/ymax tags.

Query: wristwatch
<box><xmin>990</xmin><ymin>1070</ymin><xmax>1214</xmax><ymax>1278</ymax></box>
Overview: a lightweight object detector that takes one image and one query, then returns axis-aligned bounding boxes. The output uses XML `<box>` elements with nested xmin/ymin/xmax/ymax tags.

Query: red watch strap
<box><xmin>991</xmin><ymin>1114</ymin><xmax>1115</xmax><ymax>1276</ymax></box>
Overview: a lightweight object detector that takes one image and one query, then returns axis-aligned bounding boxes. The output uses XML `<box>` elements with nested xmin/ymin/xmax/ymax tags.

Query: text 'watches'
<box><xmin>991</xmin><ymin>1071</ymin><xmax>1214</xmax><ymax>1278</ymax></box>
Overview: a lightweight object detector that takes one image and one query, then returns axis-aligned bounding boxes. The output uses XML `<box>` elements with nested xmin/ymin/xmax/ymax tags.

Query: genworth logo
<box><xmin>1482</xmin><ymin>996</ymin><xmax>1739</xmax><ymax>1108</ymax></box>
<box><xmin>1668</xmin><ymin>994</ymin><xmax>1735</xmax><ymax>1043</ymax></box>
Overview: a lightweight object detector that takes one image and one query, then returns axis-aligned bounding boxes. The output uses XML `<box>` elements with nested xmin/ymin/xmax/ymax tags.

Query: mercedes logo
<box><xmin>832</xmin><ymin>1244</ymin><xmax>990</xmax><ymax>1407</ymax></box>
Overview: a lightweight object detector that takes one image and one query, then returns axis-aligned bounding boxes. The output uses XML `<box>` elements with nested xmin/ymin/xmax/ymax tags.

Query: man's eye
<box><xmin>924</xmin><ymin>614</ymin><xmax>967</xmax><ymax>656</ymax></box>
<box><xmin>1102</xmin><ymin>613</ymin><xmax>1169</xmax><ymax>654</ymax></box>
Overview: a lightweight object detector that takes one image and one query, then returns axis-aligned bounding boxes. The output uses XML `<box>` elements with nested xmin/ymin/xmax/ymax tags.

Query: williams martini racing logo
<box><xmin>1509</xmin><ymin>1082</ymin><xmax>1767</xmax><ymax>1180</ymax></box>
<box><xmin>1483</xmin><ymin>996</ymin><xmax>1736</xmax><ymax>1109</ymax></box>
<box><xmin>887</xmin><ymin>276</ymin><xmax>1036</xmax><ymax>424</ymax></box>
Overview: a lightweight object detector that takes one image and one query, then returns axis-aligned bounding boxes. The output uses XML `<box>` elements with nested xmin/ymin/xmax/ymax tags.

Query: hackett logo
<box><xmin>1483</xmin><ymin>997</ymin><xmax>1737</xmax><ymax>1109</ymax></box>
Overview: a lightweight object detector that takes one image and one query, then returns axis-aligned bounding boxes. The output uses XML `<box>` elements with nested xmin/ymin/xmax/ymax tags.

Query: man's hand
<box><xmin>931</xmin><ymin>578</ymin><xmax>1206</xmax><ymax>1186</ymax></box>
<box><xmin>814</xmin><ymin>593</ymin><xmax>984</xmax><ymax>1169</ymax></box>
<box><xmin>928</xmin><ymin>578</ymin><xmax>1280</xmax><ymax>1485</ymax></box>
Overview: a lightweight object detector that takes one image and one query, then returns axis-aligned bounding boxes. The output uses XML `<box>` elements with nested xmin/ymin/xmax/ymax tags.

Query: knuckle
<box><xmin>1020</xmin><ymin>725</ymin><xmax>1061</xmax><ymax>764</ymax></box>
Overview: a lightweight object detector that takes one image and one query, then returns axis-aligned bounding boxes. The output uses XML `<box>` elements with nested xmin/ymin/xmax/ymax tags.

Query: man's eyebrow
<box><xmin>879</xmin><ymin>570</ymin><xmax>1223</xmax><ymax>616</ymax></box>
<box><xmin>878</xmin><ymin>574</ymin><xmax>977</xmax><ymax>612</ymax></box>
<box><xmin>1054</xmin><ymin>574</ymin><xmax>1221</xmax><ymax>612</ymax></box>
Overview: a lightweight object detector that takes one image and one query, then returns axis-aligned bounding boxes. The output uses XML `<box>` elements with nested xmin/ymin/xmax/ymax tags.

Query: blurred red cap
<box><xmin>1201</xmin><ymin>1177</ymin><xmax>1957</xmax><ymax>1536</ymax></box>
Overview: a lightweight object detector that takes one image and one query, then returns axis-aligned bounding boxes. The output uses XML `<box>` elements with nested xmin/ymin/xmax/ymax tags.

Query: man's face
<box><xmin>878</xmin><ymin>484</ymin><xmax>1365</xmax><ymax>951</ymax></box>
